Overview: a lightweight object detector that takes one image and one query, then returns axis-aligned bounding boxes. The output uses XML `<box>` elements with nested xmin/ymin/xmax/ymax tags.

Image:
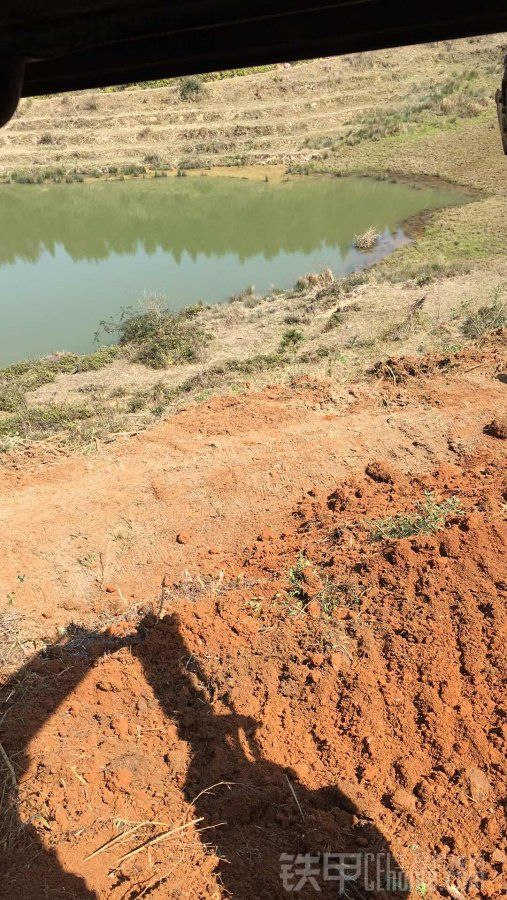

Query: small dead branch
<box><xmin>285</xmin><ymin>774</ymin><xmax>304</xmax><ymax>821</ymax></box>
<box><xmin>84</xmin><ymin>821</ymin><xmax>151</xmax><ymax>861</ymax></box>
<box><xmin>0</xmin><ymin>740</ymin><xmax>17</xmax><ymax>790</ymax></box>
<box><xmin>117</xmin><ymin>817</ymin><xmax>204</xmax><ymax>865</ymax></box>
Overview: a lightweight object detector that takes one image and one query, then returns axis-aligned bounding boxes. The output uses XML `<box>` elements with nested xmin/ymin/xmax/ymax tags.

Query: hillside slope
<box><xmin>1</xmin><ymin>34</ymin><xmax>505</xmax><ymax>187</ymax></box>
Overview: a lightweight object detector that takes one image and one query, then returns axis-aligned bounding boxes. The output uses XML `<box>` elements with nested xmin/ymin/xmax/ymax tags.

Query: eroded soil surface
<box><xmin>0</xmin><ymin>335</ymin><xmax>506</xmax><ymax>898</ymax></box>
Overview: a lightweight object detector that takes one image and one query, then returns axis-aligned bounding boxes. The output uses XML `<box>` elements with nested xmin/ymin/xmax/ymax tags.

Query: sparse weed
<box><xmin>318</xmin><ymin>580</ymin><xmax>343</xmax><ymax>617</ymax></box>
<box><xmin>287</xmin><ymin>553</ymin><xmax>311</xmax><ymax>608</ymax></box>
<box><xmin>279</xmin><ymin>328</ymin><xmax>305</xmax><ymax>352</ymax></box>
<box><xmin>370</xmin><ymin>492</ymin><xmax>463</xmax><ymax>541</ymax></box>
<box><xmin>286</xmin><ymin>559</ymin><xmax>352</xmax><ymax>619</ymax></box>
<box><xmin>179</xmin><ymin>75</ymin><xmax>203</xmax><ymax>101</ymax></box>
<box><xmin>462</xmin><ymin>289</ymin><xmax>506</xmax><ymax>339</ymax></box>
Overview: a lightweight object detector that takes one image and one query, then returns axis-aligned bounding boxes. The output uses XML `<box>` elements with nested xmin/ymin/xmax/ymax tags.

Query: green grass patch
<box><xmin>370</xmin><ymin>492</ymin><xmax>462</xmax><ymax>541</ymax></box>
<box><xmin>98</xmin><ymin>296</ymin><xmax>210</xmax><ymax>369</ymax></box>
<box><xmin>279</xmin><ymin>328</ymin><xmax>305</xmax><ymax>352</ymax></box>
<box><xmin>0</xmin><ymin>347</ymin><xmax>120</xmax><ymax>415</ymax></box>
<box><xmin>344</xmin><ymin>73</ymin><xmax>491</xmax><ymax>146</ymax></box>
<box><xmin>0</xmin><ymin>402</ymin><xmax>96</xmax><ymax>445</ymax></box>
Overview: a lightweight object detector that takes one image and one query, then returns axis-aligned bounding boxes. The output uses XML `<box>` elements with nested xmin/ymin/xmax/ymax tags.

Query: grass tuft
<box><xmin>462</xmin><ymin>289</ymin><xmax>506</xmax><ymax>339</ymax></box>
<box><xmin>279</xmin><ymin>328</ymin><xmax>305</xmax><ymax>352</ymax></box>
<box><xmin>370</xmin><ymin>492</ymin><xmax>462</xmax><ymax>541</ymax></box>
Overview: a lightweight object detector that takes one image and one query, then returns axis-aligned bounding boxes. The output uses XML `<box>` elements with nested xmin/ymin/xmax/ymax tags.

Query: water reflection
<box><xmin>0</xmin><ymin>176</ymin><xmax>461</xmax><ymax>265</ymax></box>
<box><xmin>0</xmin><ymin>176</ymin><xmax>464</xmax><ymax>364</ymax></box>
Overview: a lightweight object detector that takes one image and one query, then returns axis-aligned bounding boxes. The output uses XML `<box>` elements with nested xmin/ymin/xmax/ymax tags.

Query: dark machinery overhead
<box><xmin>1</xmin><ymin>2</ymin><xmax>507</xmax><ymax>131</ymax></box>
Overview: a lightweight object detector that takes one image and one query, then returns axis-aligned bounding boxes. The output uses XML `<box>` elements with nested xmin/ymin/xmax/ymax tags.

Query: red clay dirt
<box><xmin>0</xmin><ymin>335</ymin><xmax>506</xmax><ymax>899</ymax></box>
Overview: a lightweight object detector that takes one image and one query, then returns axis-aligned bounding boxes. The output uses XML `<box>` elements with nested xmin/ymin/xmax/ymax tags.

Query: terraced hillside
<box><xmin>0</xmin><ymin>34</ymin><xmax>504</xmax><ymax>180</ymax></box>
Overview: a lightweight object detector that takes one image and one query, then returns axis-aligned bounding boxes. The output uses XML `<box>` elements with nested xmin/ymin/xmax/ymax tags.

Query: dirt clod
<box><xmin>390</xmin><ymin>788</ymin><xmax>417</xmax><ymax>814</ymax></box>
<box><xmin>257</xmin><ymin>528</ymin><xmax>276</xmax><ymax>541</ymax></box>
<box><xmin>365</xmin><ymin>460</ymin><xmax>395</xmax><ymax>483</ymax></box>
<box><xmin>468</xmin><ymin>767</ymin><xmax>492</xmax><ymax>804</ymax></box>
<box><xmin>484</xmin><ymin>418</ymin><xmax>507</xmax><ymax>439</ymax></box>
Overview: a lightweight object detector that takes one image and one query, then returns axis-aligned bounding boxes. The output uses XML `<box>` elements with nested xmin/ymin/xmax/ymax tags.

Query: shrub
<box><xmin>77</xmin><ymin>346</ymin><xmax>121</xmax><ymax>371</ymax></box>
<box><xmin>354</xmin><ymin>227</ymin><xmax>379</xmax><ymax>251</ymax></box>
<box><xmin>462</xmin><ymin>290</ymin><xmax>506</xmax><ymax>339</ymax></box>
<box><xmin>0</xmin><ymin>387</ymin><xmax>24</xmax><ymax>413</ymax></box>
<box><xmin>279</xmin><ymin>328</ymin><xmax>305</xmax><ymax>352</ymax></box>
<box><xmin>179</xmin><ymin>75</ymin><xmax>203</xmax><ymax>101</ymax></box>
<box><xmin>98</xmin><ymin>295</ymin><xmax>210</xmax><ymax>369</ymax></box>
<box><xmin>38</xmin><ymin>132</ymin><xmax>55</xmax><ymax>145</ymax></box>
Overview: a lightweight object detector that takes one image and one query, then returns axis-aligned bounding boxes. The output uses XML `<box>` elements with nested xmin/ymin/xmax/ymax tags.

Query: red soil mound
<box><xmin>1</xmin><ymin>449</ymin><xmax>505</xmax><ymax>898</ymax></box>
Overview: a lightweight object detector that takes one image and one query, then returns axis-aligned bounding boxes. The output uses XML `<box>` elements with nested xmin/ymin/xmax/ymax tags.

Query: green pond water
<box><xmin>0</xmin><ymin>175</ymin><xmax>464</xmax><ymax>366</ymax></box>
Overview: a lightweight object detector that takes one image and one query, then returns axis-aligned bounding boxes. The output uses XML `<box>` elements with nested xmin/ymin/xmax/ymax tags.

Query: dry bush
<box><xmin>354</xmin><ymin>227</ymin><xmax>379</xmax><ymax>251</ymax></box>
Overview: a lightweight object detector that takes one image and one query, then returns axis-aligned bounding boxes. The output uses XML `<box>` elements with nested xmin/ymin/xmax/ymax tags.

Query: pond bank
<box><xmin>1</xmin><ymin>249</ymin><xmax>505</xmax><ymax>455</ymax></box>
<box><xmin>0</xmin><ymin>173</ymin><xmax>467</xmax><ymax>366</ymax></box>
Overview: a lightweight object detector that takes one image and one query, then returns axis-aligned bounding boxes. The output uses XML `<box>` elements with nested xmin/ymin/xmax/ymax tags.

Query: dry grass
<box><xmin>0</xmin><ymin>610</ymin><xmax>31</xmax><ymax>674</ymax></box>
<box><xmin>354</xmin><ymin>226</ymin><xmax>379</xmax><ymax>251</ymax></box>
<box><xmin>0</xmin><ymin>34</ymin><xmax>503</xmax><ymax>181</ymax></box>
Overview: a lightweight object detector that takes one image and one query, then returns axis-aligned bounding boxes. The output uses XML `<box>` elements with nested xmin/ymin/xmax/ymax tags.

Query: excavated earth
<box><xmin>0</xmin><ymin>335</ymin><xmax>505</xmax><ymax>898</ymax></box>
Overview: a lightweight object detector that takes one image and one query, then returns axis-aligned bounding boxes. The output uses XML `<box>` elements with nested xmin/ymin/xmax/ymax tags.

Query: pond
<box><xmin>0</xmin><ymin>174</ymin><xmax>465</xmax><ymax>366</ymax></box>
